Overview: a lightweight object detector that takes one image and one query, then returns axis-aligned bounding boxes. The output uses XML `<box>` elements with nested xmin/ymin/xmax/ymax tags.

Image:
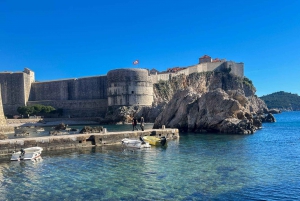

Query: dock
<box><xmin>0</xmin><ymin>128</ymin><xmax>179</xmax><ymax>158</ymax></box>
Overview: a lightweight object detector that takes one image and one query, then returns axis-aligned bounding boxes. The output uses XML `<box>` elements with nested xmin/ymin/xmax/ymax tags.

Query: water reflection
<box><xmin>0</xmin><ymin>112</ymin><xmax>300</xmax><ymax>200</ymax></box>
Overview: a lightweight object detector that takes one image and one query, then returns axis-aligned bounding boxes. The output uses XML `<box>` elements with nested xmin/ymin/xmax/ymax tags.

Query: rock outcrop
<box><xmin>79</xmin><ymin>126</ymin><xmax>104</xmax><ymax>134</ymax></box>
<box><xmin>268</xmin><ymin>109</ymin><xmax>281</xmax><ymax>114</ymax></box>
<box><xmin>103</xmin><ymin>104</ymin><xmax>164</xmax><ymax>124</ymax></box>
<box><xmin>153</xmin><ymin>71</ymin><xmax>275</xmax><ymax>134</ymax></box>
<box><xmin>54</xmin><ymin>123</ymin><xmax>68</xmax><ymax>130</ymax></box>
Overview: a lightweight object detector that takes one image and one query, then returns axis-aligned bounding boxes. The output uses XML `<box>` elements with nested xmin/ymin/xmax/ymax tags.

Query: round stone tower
<box><xmin>107</xmin><ymin>68</ymin><xmax>153</xmax><ymax>106</ymax></box>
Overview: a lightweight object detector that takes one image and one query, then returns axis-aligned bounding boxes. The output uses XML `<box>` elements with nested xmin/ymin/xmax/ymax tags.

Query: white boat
<box><xmin>11</xmin><ymin>147</ymin><xmax>43</xmax><ymax>161</ymax></box>
<box><xmin>121</xmin><ymin>138</ymin><xmax>151</xmax><ymax>149</ymax></box>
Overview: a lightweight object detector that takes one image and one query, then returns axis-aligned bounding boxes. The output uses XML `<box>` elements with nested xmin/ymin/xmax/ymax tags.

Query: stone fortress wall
<box><xmin>30</xmin><ymin>76</ymin><xmax>107</xmax><ymax>101</ymax></box>
<box><xmin>150</xmin><ymin>58</ymin><xmax>244</xmax><ymax>83</ymax></box>
<box><xmin>107</xmin><ymin>69</ymin><xmax>153</xmax><ymax>106</ymax></box>
<box><xmin>27</xmin><ymin>99</ymin><xmax>108</xmax><ymax>118</ymax></box>
<box><xmin>0</xmin><ymin>55</ymin><xmax>244</xmax><ymax>117</ymax></box>
<box><xmin>0</xmin><ymin>68</ymin><xmax>33</xmax><ymax>115</ymax></box>
<box><xmin>28</xmin><ymin>76</ymin><xmax>108</xmax><ymax>117</ymax></box>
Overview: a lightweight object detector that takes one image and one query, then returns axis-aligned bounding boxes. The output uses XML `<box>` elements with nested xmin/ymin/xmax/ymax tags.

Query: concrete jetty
<box><xmin>0</xmin><ymin>128</ymin><xmax>179</xmax><ymax>158</ymax></box>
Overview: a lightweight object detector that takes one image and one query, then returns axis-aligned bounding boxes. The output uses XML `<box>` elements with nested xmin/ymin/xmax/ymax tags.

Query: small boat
<box><xmin>11</xmin><ymin>147</ymin><xmax>43</xmax><ymax>161</ymax></box>
<box><xmin>121</xmin><ymin>138</ymin><xmax>151</xmax><ymax>149</ymax></box>
<box><xmin>142</xmin><ymin>136</ymin><xmax>167</xmax><ymax>146</ymax></box>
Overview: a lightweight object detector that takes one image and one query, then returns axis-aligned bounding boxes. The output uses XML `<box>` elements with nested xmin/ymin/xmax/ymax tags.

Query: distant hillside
<box><xmin>260</xmin><ymin>91</ymin><xmax>300</xmax><ymax>111</ymax></box>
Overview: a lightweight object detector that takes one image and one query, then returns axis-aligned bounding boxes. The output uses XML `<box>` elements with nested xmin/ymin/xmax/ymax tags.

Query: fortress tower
<box><xmin>0</xmin><ymin>68</ymin><xmax>35</xmax><ymax>116</ymax></box>
<box><xmin>107</xmin><ymin>69</ymin><xmax>153</xmax><ymax>106</ymax></box>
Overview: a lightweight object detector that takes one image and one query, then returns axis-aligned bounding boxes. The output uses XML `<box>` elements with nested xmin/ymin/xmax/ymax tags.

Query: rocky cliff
<box><xmin>152</xmin><ymin>71</ymin><xmax>275</xmax><ymax>134</ymax></box>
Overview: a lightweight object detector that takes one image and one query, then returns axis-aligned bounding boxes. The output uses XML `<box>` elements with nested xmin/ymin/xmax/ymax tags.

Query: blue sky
<box><xmin>1</xmin><ymin>0</ymin><xmax>300</xmax><ymax>97</ymax></box>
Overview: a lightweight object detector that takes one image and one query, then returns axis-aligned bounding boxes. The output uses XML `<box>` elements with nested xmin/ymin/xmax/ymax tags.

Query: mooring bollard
<box><xmin>162</xmin><ymin>125</ymin><xmax>165</xmax><ymax>130</ymax></box>
<box><xmin>103</xmin><ymin>128</ymin><xmax>107</xmax><ymax>133</ymax></box>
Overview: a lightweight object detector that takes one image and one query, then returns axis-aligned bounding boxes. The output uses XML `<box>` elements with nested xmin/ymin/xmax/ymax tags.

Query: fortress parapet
<box><xmin>0</xmin><ymin>55</ymin><xmax>244</xmax><ymax>117</ymax></box>
<box><xmin>150</xmin><ymin>55</ymin><xmax>244</xmax><ymax>83</ymax></box>
<box><xmin>107</xmin><ymin>69</ymin><xmax>153</xmax><ymax>106</ymax></box>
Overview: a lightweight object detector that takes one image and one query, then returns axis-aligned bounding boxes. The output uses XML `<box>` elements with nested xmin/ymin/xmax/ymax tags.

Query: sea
<box><xmin>0</xmin><ymin>112</ymin><xmax>300</xmax><ymax>200</ymax></box>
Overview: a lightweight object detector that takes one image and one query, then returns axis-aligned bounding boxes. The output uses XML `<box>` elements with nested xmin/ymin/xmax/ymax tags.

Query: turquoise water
<box><xmin>1</xmin><ymin>112</ymin><xmax>300</xmax><ymax>200</ymax></box>
<box><xmin>6</xmin><ymin>123</ymin><xmax>154</xmax><ymax>139</ymax></box>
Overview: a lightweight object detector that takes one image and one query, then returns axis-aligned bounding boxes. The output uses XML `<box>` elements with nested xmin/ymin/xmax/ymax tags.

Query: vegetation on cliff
<box><xmin>242</xmin><ymin>77</ymin><xmax>255</xmax><ymax>91</ymax></box>
<box><xmin>260</xmin><ymin>91</ymin><xmax>300</xmax><ymax>110</ymax></box>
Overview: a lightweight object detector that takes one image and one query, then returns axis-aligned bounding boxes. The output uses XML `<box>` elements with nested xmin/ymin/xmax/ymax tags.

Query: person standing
<box><xmin>140</xmin><ymin>117</ymin><xmax>145</xmax><ymax>131</ymax></box>
<box><xmin>132</xmin><ymin>117</ymin><xmax>138</xmax><ymax>131</ymax></box>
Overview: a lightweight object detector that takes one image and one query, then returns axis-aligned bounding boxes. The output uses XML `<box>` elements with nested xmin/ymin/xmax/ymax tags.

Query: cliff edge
<box><xmin>153</xmin><ymin>70</ymin><xmax>275</xmax><ymax>134</ymax></box>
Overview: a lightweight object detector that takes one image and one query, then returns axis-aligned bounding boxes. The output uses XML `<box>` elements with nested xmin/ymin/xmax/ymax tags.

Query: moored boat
<box><xmin>121</xmin><ymin>138</ymin><xmax>151</xmax><ymax>149</ymax></box>
<box><xmin>142</xmin><ymin>136</ymin><xmax>167</xmax><ymax>146</ymax></box>
<box><xmin>11</xmin><ymin>147</ymin><xmax>43</xmax><ymax>161</ymax></box>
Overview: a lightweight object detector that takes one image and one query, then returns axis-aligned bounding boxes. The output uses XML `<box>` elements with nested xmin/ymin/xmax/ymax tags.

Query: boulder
<box><xmin>54</xmin><ymin>123</ymin><xmax>67</xmax><ymax>130</ymax></box>
<box><xmin>268</xmin><ymin>109</ymin><xmax>281</xmax><ymax>114</ymax></box>
<box><xmin>264</xmin><ymin>113</ymin><xmax>276</xmax><ymax>123</ymax></box>
<box><xmin>153</xmin><ymin>87</ymin><xmax>272</xmax><ymax>134</ymax></box>
<box><xmin>79</xmin><ymin>126</ymin><xmax>104</xmax><ymax>134</ymax></box>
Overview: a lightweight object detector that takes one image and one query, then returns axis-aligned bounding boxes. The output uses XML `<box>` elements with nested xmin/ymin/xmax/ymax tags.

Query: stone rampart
<box><xmin>27</xmin><ymin>99</ymin><xmax>108</xmax><ymax>117</ymax></box>
<box><xmin>107</xmin><ymin>69</ymin><xmax>153</xmax><ymax>106</ymax></box>
<box><xmin>150</xmin><ymin>61</ymin><xmax>244</xmax><ymax>84</ymax></box>
<box><xmin>0</xmin><ymin>57</ymin><xmax>244</xmax><ymax>117</ymax></box>
<box><xmin>30</xmin><ymin>76</ymin><xmax>107</xmax><ymax>101</ymax></box>
<box><xmin>0</xmin><ymin>128</ymin><xmax>179</xmax><ymax>158</ymax></box>
<box><xmin>150</xmin><ymin>73</ymin><xmax>171</xmax><ymax>83</ymax></box>
<box><xmin>0</xmin><ymin>71</ymin><xmax>31</xmax><ymax>116</ymax></box>
<box><xmin>30</xmin><ymin>80</ymin><xmax>69</xmax><ymax>101</ymax></box>
<box><xmin>227</xmin><ymin>61</ymin><xmax>244</xmax><ymax>77</ymax></box>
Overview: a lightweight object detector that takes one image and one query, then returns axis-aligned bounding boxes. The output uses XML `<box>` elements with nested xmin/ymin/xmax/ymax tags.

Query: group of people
<box><xmin>132</xmin><ymin>117</ymin><xmax>144</xmax><ymax>131</ymax></box>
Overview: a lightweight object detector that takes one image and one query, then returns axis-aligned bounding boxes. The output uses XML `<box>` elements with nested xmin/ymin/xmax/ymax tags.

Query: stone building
<box><xmin>199</xmin><ymin>55</ymin><xmax>212</xmax><ymax>63</ymax></box>
<box><xmin>0</xmin><ymin>55</ymin><xmax>244</xmax><ymax>117</ymax></box>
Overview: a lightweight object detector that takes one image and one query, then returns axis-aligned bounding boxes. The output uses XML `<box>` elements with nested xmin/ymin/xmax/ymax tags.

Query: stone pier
<box><xmin>0</xmin><ymin>128</ymin><xmax>179</xmax><ymax>158</ymax></box>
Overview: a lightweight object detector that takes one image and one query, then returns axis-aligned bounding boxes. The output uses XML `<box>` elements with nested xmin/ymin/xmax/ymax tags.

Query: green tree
<box><xmin>17</xmin><ymin>106</ymin><xmax>34</xmax><ymax>116</ymax></box>
<box><xmin>41</xmin><ymin>106</ymin><xmax>56</xmax><ymax>114</ymax></box>
<box><xmin>33</xmin><ymin>104</ymin><xmax>43</xmax><ymax>114</ymax></box>
<box><xmin>17</xmin><ymin>104</ymin><xmax>56</xmax><ymax>116</ymax></box>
